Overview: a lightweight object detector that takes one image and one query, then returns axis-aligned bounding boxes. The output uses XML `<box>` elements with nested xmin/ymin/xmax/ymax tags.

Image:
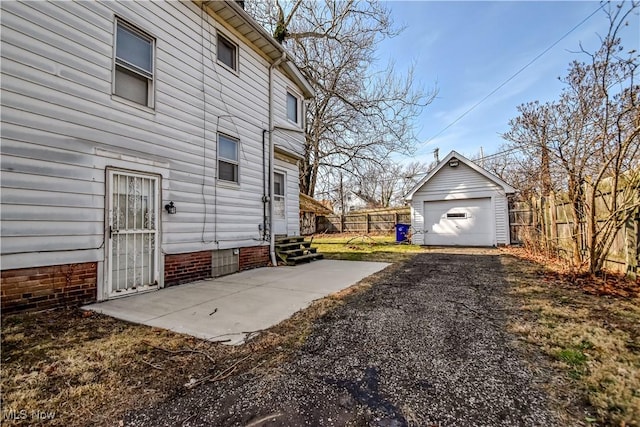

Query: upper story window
<box><xmin>218</xmin><ymin>134</ymin><xmax>239</xmax><ymax>183</ymax></box>
<box><xmin>114</xmin><ymin>20</ymin><xmax>154</xmax><ymax>107</ymax></box>
<box><xmin>217</xmin><ymin>33</ymin><xmax>237</xmax><ymax>71</ymax></box>
<box><xmin>287</xmin><ymin>92</ymin><xmax>299</xmax><ymax>124</ymax></box>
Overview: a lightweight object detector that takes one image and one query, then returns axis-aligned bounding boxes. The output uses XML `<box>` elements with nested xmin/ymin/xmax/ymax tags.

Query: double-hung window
<box><xmin>218</xmin><ymin>134</ymin><xmax>239</xmax><ymax>183</ymax></box>
<box><xmin>114</xmin><ymin>20</ymin><xmax>154</xmax><ymax>107</ymax></box>
<box><xmin>217</xmin><ymin>33</ymin><xmax>237</xmax><ymax>71</ymax></box>
<box><xmin>286</xmin><ymin>92</ymin><xmax>299</xmax><ymax>124</ymax></box>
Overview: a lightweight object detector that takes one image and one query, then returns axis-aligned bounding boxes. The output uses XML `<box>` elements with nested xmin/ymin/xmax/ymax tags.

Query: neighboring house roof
<box><xmin>201</xmin><ymin>1</ymin><xmax>314</xmax><ymax>99</ymax></box>
<box><xmin>405</xmin><ymin>150</ymin><xmax>516</xmax><ymax>201</ymax></box>
<box><xmin>300</xmin><ymin>193</ymin><xmax>333</xmax><ymax>215</ymax></box>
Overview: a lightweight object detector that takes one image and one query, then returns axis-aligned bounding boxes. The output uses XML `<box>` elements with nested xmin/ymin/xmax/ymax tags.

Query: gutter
<box><xmin>268</xmin><ymin>51</ymin><xmax>287</xmax><ymax>267</ymax></box>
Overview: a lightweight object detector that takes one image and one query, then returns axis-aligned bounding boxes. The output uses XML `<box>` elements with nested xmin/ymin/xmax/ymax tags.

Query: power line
<box><xmin>421</xmin><ymin>2</ymin><xmax>608</xmax><ymax>147</ymax></box>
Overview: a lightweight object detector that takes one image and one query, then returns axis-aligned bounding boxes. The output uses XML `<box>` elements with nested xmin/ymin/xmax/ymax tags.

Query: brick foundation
<box><xmin>239</xmin><ymin>246</ymin><xmax>269</xmax><ymax>271</ymax></box>
<box><xmin>1</xmin><ymin>262</ymin><xmax>97</xmax><ymax>314</ymax></box>
<box><xmin>164</xmin><ymin>250</ymin><xmax>212</xmax><ymax>286</ymax></box>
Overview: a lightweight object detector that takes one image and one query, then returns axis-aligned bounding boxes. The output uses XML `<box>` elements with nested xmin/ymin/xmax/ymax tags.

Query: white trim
<box><xmin>112</xmin><ymin>17</ymin><xmax>156</xmax><ymax>109</ymax></box>
<box><xmin>216</xmin><ymin>30</ymin><xmax>239</xmax><ymax>74</ymax></box>
<box><xmin>405</xmin><ymin>150</ymin><xmax>515</xmax><ymax>201</ymax></box>
<box><xmin>217</xmin><ymin>133</ymin><xmax>240</xmax><ymax>184</ymax></box>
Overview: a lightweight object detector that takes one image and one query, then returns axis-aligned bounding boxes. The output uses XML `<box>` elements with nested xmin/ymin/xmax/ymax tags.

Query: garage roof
<box><xmin>405</xmin><ymin>150</ymin><xmax>516</xmax><ymax>201</ymax></box>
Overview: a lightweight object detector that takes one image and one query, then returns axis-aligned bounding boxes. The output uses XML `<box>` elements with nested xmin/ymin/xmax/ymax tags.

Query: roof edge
<box><xmin>405</xmin><ymin>150</ymin><xmax>516</xmax><ymax>201</ymax></box>
<box><xmin>204</xmin><ymin>1</ymin><xmax>314</xmax><ymax>98</ymax></box>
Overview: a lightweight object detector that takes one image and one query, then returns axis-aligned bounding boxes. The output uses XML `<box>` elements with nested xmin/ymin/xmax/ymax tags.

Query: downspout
<box><xmin>268</xmin><ymin>52</ymin><xmax>287</xmax><ymax>267</ymax></box>
<box><xmin>262</xmin><ymin>129</ymin><xmax>267</xmax><ymax>241</ymax></box>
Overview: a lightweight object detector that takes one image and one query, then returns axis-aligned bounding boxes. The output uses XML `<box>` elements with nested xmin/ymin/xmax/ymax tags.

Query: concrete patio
<box><xmin>83</xmin><ymin>259</ymin><xmax>389</xmax><ymax>345</ymax></box>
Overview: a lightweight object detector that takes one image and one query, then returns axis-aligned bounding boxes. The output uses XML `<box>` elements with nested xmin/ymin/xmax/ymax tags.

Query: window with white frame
<box><xmin>114</xmin><ymin>20</ymin><xmax>154</xmax><ymax>107</ymax></box>
<box><xmin>217</xmin><ymin>33</ymin><xmax>237</xmax><ymax>71</ymax></box>
<box><xmin>218</xmin><ymin>134</ymin><xmax>239</xmax><ymax>183</ymax></box>
<box><xmin>274</xmin><ymin>172</ymin><xmax>285</xmax><ymax>218</ymax></box>
<box><xmin>286</xmin><ymin>92</ymin><xmax>299</xmax><ymax>124</ymax></box>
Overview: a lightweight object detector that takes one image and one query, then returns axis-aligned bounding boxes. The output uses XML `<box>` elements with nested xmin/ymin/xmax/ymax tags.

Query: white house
<box><xmin>0</xmin><ymin>0</ymin><xmax>313</xmax><ymax>312</ymax></box>
<box><xmin>405</xmin><ymin>151</ymin><xmax>515</xmax><ymax>247</ymax></box>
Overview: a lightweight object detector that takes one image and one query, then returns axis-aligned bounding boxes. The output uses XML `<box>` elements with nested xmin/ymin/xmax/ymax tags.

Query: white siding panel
<box><xmin>494</xmin><ymin>193</ymin><xmax>509</xmax><ymax>245</ymax></box>
<box><xmin>0</xmin><ymin>0</ymin><xmax>307</xmax><ymax>272</ymax></box>
<box><xmin>2</xmin><ymin>236</ymin><xmax>103</xmax><ymax>254</ymax></box>
<box><xmin>419</xmin><ymin>163</ymin><xmax>501</xmax><ymax>198</ymax></box>
<box><xmin>410</xmin><ymin>200</ymin><xmax>425</xmax><ymax>245</ymax></box>
<box><xmin>1</xmin><ymin>205</ymin><xmax>103</xmax><ymax>222</ymax></box>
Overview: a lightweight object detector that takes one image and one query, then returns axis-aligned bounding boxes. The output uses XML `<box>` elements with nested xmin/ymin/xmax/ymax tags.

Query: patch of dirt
<box><xmin>125</xmin><ymin>250</ymin><xmax>567</xmax><ymax>426</ymax></box>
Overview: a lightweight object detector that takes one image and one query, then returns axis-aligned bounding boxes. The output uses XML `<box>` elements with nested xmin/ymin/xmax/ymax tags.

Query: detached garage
<box><xmin>405</xmin><ymin>151</ymin><xmax>515</xmax><ymax>247</ymax></box>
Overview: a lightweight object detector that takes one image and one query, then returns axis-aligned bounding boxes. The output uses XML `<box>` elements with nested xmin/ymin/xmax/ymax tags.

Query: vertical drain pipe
<box><xmin>262</xmin><ymin>129</ymin><xmax>267</xmax><ymax>240</ymax></box>
<box><xmin>268</xmin><ymin>52</ymin><xmax>287</xmax><ymax>266</ymax></box>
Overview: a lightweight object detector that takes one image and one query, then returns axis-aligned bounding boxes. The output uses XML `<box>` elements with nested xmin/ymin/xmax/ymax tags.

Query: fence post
<box><xmin>549</xmin><ymin>191</ymin><xmax>557</xmax><ymax>251</ymax></box>
<box><xmin>366</xmin><ymin>213</ymin><xmax>370</xmax><ymax>234</ymax></box>
<box><xmin>340</xmin><ymin>214</ymin><xmax>344</xmax><ymax>233</ymax></box>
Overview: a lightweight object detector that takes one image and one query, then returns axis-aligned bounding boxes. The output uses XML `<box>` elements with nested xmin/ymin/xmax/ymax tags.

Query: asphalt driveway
<box><xmin>126</xmin><ymin>250</ymin><xmax>560</xmax><ymax>426</ymax></box>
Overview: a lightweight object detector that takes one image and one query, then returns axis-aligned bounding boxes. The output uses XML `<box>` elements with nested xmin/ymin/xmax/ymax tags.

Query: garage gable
<box><xmin>405</xmin><ymin>151</ymin><xmax>515</xmax><ymax>200</ymax></box>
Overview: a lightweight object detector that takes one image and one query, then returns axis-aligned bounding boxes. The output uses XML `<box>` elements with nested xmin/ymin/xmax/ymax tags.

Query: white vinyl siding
<box><xmin>0</xmin><ymin>0</ymin><xmax>307</xmax><ymax>271</ymax></box>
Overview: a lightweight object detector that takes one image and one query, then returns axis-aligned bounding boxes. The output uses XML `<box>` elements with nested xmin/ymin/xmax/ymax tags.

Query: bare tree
<box><xmin>501</xmin><ymin>1</ymin><xmax>640</xmax><ymax>273</ymax></box>
<box><xmin>246</xmin><ymin>0</ymin><xmax>437</xmax><ymax>197</ymax></box>
<box><xmin>344</xmin><ymin>160</ymin><xmax>430</xmax><ymax>208</ymax></box>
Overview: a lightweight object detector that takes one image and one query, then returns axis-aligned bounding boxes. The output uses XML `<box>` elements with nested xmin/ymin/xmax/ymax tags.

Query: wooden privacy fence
<box><xmin>509</xmin><ymin>191</ymin><xmax>640</xmax><ymax>276</ymax></box>
<box><xmin>316</xmin><ymin>208</ymin><xmax>411</xmax><ymax>234</ymax></box>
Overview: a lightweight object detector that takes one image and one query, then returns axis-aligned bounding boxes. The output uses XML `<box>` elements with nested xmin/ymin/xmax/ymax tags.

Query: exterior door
<box><xmin>423</xmin><ymin>198</ymin><xmax>493</xmax><ymax>246</ymax></box>
<box><xmin>107</xmin><ymin>169</ymin><xmax>160</xmax><ymax>298</ymax></box>
<box><xmin>273</xmin><ymin>171</ymin><xmax>287</xmax><ymax>235</ymax></box>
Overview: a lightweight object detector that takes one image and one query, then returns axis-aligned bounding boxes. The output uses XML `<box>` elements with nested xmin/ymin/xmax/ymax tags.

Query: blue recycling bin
<box><xmin>395</xmin><ymin>223</ymin><xmax>409</xmax><ymax>243</ymax></box>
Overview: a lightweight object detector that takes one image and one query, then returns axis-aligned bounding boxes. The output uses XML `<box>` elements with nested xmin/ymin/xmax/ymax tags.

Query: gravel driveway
<box><xmin>126</xmin><ymin>250</ymin><xmax>560</xmax><ymax>426</ymax></box>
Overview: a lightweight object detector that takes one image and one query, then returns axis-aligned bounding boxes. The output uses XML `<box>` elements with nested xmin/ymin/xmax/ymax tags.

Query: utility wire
<box><xmin>421</xmin><ymin>1</ymin><xmax>608</xmax><ymax>146</ymax></box>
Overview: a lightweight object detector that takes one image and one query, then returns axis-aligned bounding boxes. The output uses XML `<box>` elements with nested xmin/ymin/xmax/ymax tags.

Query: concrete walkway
<box><xmin>83</xmin><ymin>260</ymin><xmax>389</xmax><ymax>345</ymax></box>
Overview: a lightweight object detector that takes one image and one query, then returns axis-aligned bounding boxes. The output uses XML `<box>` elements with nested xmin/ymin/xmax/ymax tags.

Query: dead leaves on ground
<box><xmin>504</xmin><ymin>247</ymin><xmax>639</xmax><ymax>299</ymax></box>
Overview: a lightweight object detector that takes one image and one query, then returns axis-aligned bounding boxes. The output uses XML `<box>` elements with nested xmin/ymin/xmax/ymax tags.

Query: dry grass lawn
<box><xmin>312</xmin><ymin>233</ymin><xmax>428</xmax><ymax>262</ymax></box>
<box><xmin>0</xmin><ymin>263</ymin><xmax>393</xmax><ymax>427</ymax></box>
<box><xmin>501</xmin><ymin>247</ymin><xmax>640</xmax><ymax>426</ymax></box>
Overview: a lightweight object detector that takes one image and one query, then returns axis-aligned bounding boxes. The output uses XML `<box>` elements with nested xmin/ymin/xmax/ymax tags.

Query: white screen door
<box><xmin>107</xmin><ymin>170</ymin><xmax>159</xmax><ymax>297</ymax></box>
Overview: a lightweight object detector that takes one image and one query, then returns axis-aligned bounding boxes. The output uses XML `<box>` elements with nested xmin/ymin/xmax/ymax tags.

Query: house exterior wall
<box><xmin>410</xmin><ymin>162</ymin><xmax>510</xmax><ymax>246</ymax></box>
<box><xmin>0</xmin><ymin>1</ymin><xmax>308</xmax><ymax>310</ymax></box>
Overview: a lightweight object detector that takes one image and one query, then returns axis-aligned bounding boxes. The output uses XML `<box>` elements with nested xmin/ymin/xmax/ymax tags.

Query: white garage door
<box><xmin>423</xmin><ymin>198</ymin><xmax>493</xmax><ymax>246</ymax></box>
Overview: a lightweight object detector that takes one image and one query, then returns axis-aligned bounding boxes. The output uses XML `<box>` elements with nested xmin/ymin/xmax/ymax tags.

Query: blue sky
<box><xmin>376</xmin><ymin>1</ymin><xmax>640</xmax><ymax>165</ymax></box>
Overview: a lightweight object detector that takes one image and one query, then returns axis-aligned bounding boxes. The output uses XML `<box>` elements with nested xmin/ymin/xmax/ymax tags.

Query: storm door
<box><xmin>107</xmin><ymin>170</ymin><xmax>159</xmax><ymax>297</ymax></box>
